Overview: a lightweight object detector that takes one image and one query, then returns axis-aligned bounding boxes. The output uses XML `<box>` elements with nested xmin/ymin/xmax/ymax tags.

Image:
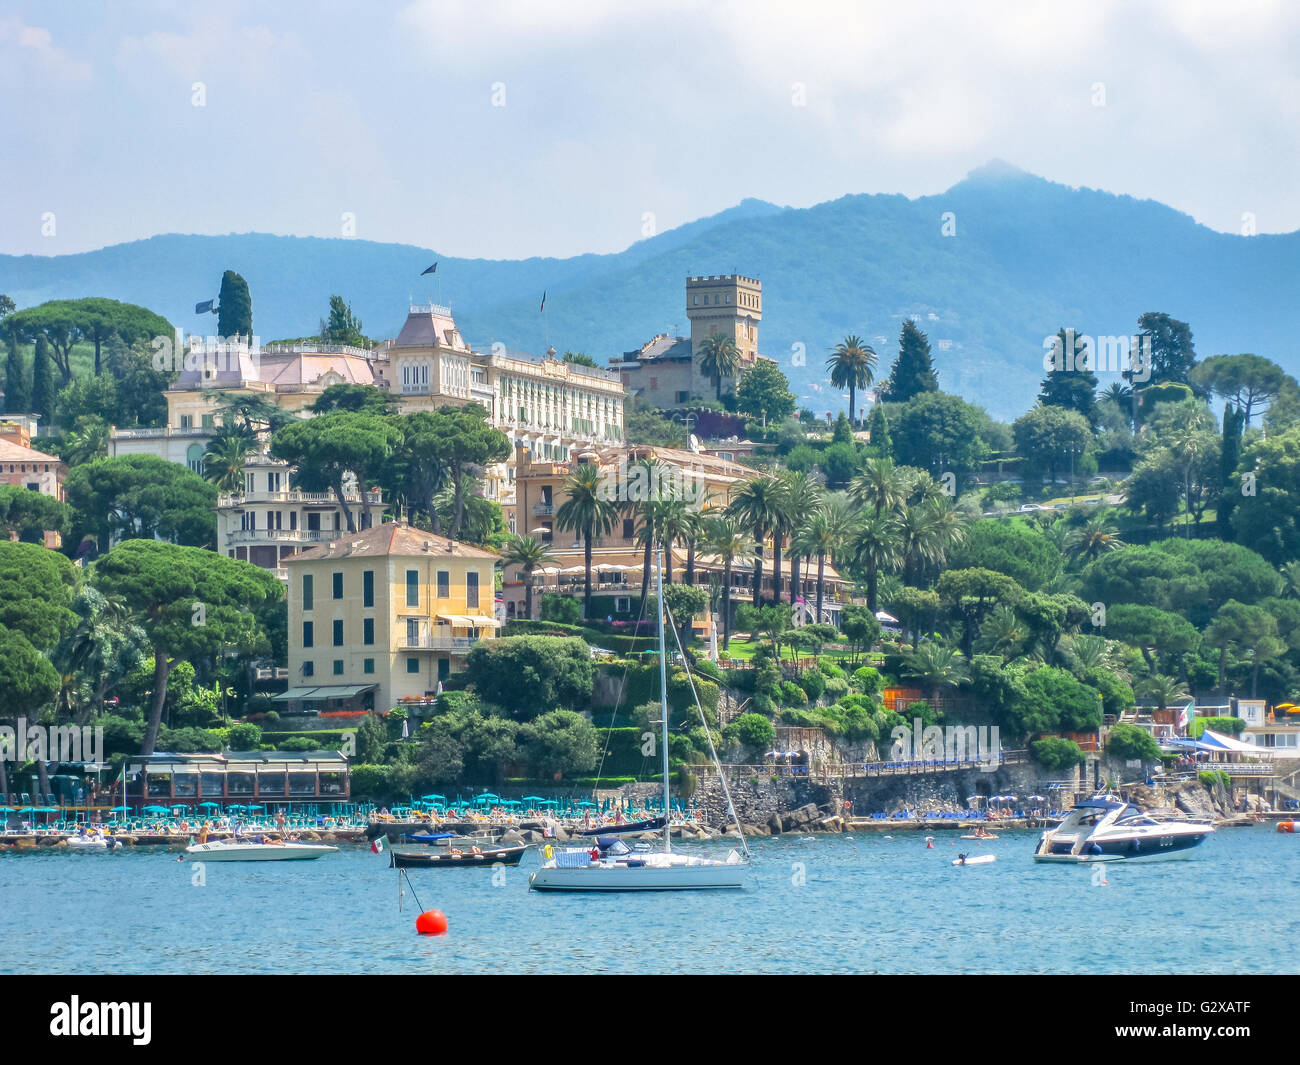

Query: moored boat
<box><xmin>185</xmin><ymin>838</ymin><xmax>338</xmax><ymax>861</ymax></box>
<box><xmin>1033</xmin><ymin>795</ymin><xmax>1212</xmax><ymax>863</ymax></box>
<box><xmin>390</xmin><ymin>843</ymin><xmax>529</xmax><ymax>868</ymax></box>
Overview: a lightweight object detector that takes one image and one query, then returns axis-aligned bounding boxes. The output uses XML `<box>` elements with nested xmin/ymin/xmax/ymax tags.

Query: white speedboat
<box><xmin>1033</xmin><ymin>795</ymin><xmax>1212</xmax><ymax>863</ymax></box>
<box><xmin>67</xmin><ymin>834</ymin><xmax>120</xmax><ymax>851</ymax></box>
<box><xmin>529</xmin><ymin>549</ymin><xmax>750</xmax><ymax>893</ymax></box>
<box><xmin>184</xmin><ymin>838</ymin><xmax>338</xmax><ymax>862</ymax></box>
<box><xmin>952</xmin><ymin>852</ymin><xmax>995</xmax><ymax>866</ymax></box>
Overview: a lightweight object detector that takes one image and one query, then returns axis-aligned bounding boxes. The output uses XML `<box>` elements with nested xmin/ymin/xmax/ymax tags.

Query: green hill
<box><xmin>2</xmin><ymin>162</ymin><xmax>1294</xmax><ymax>420</ymax></box>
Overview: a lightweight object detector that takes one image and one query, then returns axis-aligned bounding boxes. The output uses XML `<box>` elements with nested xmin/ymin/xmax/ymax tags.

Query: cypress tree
<box><xmin>886</xmin><ymin>319</ymin><xmax>939</xmax><ymax>402</ymax></box>
<box><xmin>3</xmin><ymin>332</ymin><xmax>29</xmax><ymax>414</ymax></box>
<box><xmin>217</xmin><ymin>270</ymin><xmax>253</xmax><ymax>339</ymax></box>
<box><xmin>31</xmin><ymin>334</ymin><xmax>54</xmax><ymax>423</ymax></box>
<box><xmin>867</xmin><ymin>402</ymin><xmax>891</xmax><ymax>454</ymax></box>
<box><xmin>1217</xmin><ymin>403</ymin><xmax>1244</xmax><ymax>539</ymax></box>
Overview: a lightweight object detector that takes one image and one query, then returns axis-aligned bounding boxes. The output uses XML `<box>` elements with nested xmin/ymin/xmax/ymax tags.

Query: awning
<box><xmin>272</xmin><ymin>684</ymin><xmax>377</xmax><ymax>701</ymax></box>
<box><xmin>1200</xmin><ymin>728</ymin><xmax>1273</xmax><ymax>757</ymax></box>
<box><xmin>437</xmin><ymin>614</ymin><xmax>501</xmax><ymax>627</ymax></box>
<box><xmin>273</xmin><ymin>687</ymin><xmax>323</xmax><ymax>701</ymax></box>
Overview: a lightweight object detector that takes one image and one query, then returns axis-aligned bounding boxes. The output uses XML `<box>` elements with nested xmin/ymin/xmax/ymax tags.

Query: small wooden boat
<box><xmin>390</xmin><ymin>843</ymin><xmax>529</xmax><ymax>868</ymax></box>
<box><xmin>953</xmin><ymin>853</ymin><xmax>996</xmax><ymax>866</ymax></box>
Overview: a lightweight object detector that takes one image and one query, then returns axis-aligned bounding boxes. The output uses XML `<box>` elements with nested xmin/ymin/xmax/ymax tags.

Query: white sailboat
<box><xmin>529</xmin><ymin>550</ymin><xmax>750</xmax><ymax>892</ymax></box>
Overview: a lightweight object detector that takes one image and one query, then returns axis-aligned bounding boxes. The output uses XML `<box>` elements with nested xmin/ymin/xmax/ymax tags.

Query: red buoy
<box><xmin>415</xmin><ymin>910</ymin><xmax>448</xmax><ymax>935</ymax></box>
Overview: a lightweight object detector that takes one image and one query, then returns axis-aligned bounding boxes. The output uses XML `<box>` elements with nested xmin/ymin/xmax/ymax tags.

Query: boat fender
<box><xmin>1131</xmin><ymin>838</ymin><xmax>1141</xmax><ymax>853</ymax></box>
<box><xmin>543</xmin><ymin>844</ymin><xmax>554</xmax><ymax>860</ymax></box>
<box><xmin>1089</xmin><ymin>843</ymin><xmax>1103</xmax><ymax>856</ymax></box>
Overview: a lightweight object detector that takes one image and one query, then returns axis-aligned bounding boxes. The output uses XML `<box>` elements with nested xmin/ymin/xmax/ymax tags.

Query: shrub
<box><xmin>1188</xmin><ymin>716</ymin><xmax>1246</xmax><ymax>738</ymax></box>
<box><xmin>278</xmin><ymin>736</ymin><xmax>317</xmax><ymax>752</ymax></box>
<box><xmin>823</xmin><ymin>675</ymin><xmax>849</xmax><ymax>697</ymax></box>
<box><xmin>797</xmin><ymin>668</ymin><xmax>826</xmax><ymax>701</ymax></box>
<box><xmin>349</xmin><ymin>764</ymin><xmax>393</xmax><ymax>801</ymax></box>
<box><xmin>779</xmin><ymin>680</ymin><xmax>808</xmax><ymax>706</ymax></box>
<box><xmin>691</xmin><ymin>658</ymin><xmax>722</xmax><ymax>681</ymax></box>
<box><xmin>752</xmin><ymin>693</ymin><xmax>777</xmax><ymax>716</ymax></box>
<box><xmin>1106</xmin><ymin>722</ymin><xmax>1161</xmax><ymax>762</ymax></box>
<box><xmin>819</xmin><ymin>661</ymin><xmax>846</xmax><ymax>679</ymax></box>
<box><xmin>852</xmin><ymin>666</ymin><xmax>884</xmax><ymax>695</ymax></box>
<box><xmin>1199</xmin><ymin>769</ymin><xmax>1232</xmax><ymax>791</ymax></box>
<box><xmin>226</xmin><ymin>722</ymin><xmax>263</xmax><ymax>749</ymax></box>
<box><xmin>724</xmin><ymin>712</ymin><xmax>776</xmax><ymax>753</ymax></box>
<box><xmin>1030</xmin><ymin>736</ymin><xmax>1086</xmax><ymax>770</ymax></box>
<box><xmin>539</xmin><ymin>594</ymin><xmax>583</xmax><ymax>624</ymax></box>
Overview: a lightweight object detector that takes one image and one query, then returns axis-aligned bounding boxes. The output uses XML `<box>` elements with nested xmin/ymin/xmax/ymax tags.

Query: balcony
<box><xmin>531</xmin><ymin>503</ymin><xmax>555</xmax><ymax>515</ymax></box>
<box><xmin>398</xmin><ymin>635</ymin><xmax>475</xmax><ymax>653</ymax></box>
<box><xmin>111</xmin><ymin>425</ymin><xmax>212</xmax><ymax>440</ymax></box>
<box><xmin>217</xmin><ymin>490</ymin><xmax>381</xmax><ymax>508</ymax></box>
<box><xmin>225</xmin><ymin>528</ymin><xmax>340</xmax><ymax>547</ymax></box>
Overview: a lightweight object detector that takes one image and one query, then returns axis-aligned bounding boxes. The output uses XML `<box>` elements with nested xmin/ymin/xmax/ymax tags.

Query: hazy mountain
<box><xmin>2</xmin><ymin>163</ymin><xmax>1295</xmax><ymax>420</ymax></box>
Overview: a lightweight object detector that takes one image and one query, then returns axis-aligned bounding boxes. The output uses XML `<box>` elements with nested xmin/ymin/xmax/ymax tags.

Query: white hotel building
<box><xmin>108</xmin><ymin>302</ymin><xmax>626</xmax><ymax>574</ymax></box>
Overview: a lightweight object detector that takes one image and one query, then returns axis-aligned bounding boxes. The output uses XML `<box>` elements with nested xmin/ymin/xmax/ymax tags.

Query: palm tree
<box><xmin>1165</xmin><ymin>424</ymin><xmax>1217</xmax><ymax>537</ymax></box>
<box><xmin>727</xmin><ymin>475</ymin><xmax>790</xmax><ymax>606</ymax></box>
<box><xmin>1138</xmin><ymin>673</ymin><xmax>1189</xmax><ymax>713</ymax></box>
<box><xmin>555</xmin><ymin>463</ymin><xmax>619</xmax><ymax>620</ymax></box>
<box><xmin>897</xmin><ymin>502</ymin><xmax>940</xmax><ymax>586</ymax></box>
<box><xmin>61</xmin><ymin>418</ymin><xmax>110</xmax><ymax>467</ymax></box>
<box><xmin>850</xmin><ymin>457</ymin><xmax>907</xmax><ymax>519</ymax></box>
<box><xmin>502</xmin><ymin>535</ymin><xmax>556</xmax><ymax>621</ymax></box>
<box><xmin>901</xmin><ymin>639</ymin><xmax>968</xmax><ymax>703</ymax></box>
<box><xmin>1067</xmin><ymin>512</ymin><xmax>1126</xmax><ymax>565</ymax></box>
<box><xmin>774</xmin><ymin>470</ymin><xmax>820</xmax><ymax>605</ymax></box>
<box><xmin>697</xmin><ymin>333</ymin><xmax>742</xmax><ymax>402</ymax></box>
<box><xmin>657</xmin><ymin>501</ymin><xmax>692</xmax><ymax>584</ymax></box>
<box><xmin>203</xmin><ymin>432</ymin><xmax>255</xmax><ymax>494</ymax></box>
<box><xmin>849</xmin><ymin>512</ymin><xmax>901</xmax><ymax>611</ymax></box>
<box><xmin>795</xmin><ymin>494</ymin><xmax>854</xmax><ymax>623</ymax></box>
<box><xmin>700</xmin><ymin>515</ymin><xmax>755</xmax><ymax>649</ymax></box>
<box><xmin>827</xmin><ymin>335</ymin><xmax>877</xmax><ymax>427</ymax></box>
<box><xmin>975</xmin><ymin>604</ymin><xmax>1029</xmax><ymax>664</ymax></box>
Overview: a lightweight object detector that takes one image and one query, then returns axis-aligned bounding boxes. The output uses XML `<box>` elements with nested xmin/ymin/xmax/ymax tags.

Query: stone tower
<box><xmin>686</xmin><ymin>274</ymin><xmax>761</xmax><ymax>396</ymax></box>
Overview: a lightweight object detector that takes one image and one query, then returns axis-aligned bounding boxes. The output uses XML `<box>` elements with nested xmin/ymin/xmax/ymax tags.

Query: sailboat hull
<box><xmin>529</xmin><ymin>860</ymin><xmax>747</xmax><ymax>892</ymax></box>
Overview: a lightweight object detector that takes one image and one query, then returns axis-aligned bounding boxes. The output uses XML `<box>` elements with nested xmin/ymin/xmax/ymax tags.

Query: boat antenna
<box><xmin>655</xmin><ymin>547</ymin><xmax>671</xmax><ymax>853</ymax></box>
<box><xmin>663</xmin><ymin>598</ymin><xmax>751</xmax><ymax>859</ymax></box>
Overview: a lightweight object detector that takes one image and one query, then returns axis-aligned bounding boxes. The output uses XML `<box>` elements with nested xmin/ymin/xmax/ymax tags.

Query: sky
<box><xmin>1</xmin><ymin>0</ymin><xmax>1297</xmax><ymax>259</ymax></box>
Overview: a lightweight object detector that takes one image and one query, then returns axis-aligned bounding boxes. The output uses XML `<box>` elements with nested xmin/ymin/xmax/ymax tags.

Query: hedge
<box><xmin>505</xmin><ymin>618</ymin><xmax>660</xmax><ymax>654</ymax></box>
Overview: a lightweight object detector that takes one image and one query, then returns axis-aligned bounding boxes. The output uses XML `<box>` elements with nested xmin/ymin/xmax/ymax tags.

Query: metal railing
<box><xmin>225</xmin><ymin>529</ymin><xmax>339</xmax><ymax>546</ymax></box>
<box><xmin>694</xmin><ymin>751</ymin><xmax>1029</xmax><ymax>783</ymax></box>
<box><xmin>398</xmin><ymin>636</ymin><xmax>475</xmax><ymax>652</ymax></box>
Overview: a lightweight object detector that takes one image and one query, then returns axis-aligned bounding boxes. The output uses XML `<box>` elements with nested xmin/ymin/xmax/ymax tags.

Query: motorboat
<box><xmin>1033</xmin><ymin>795</ymin><xmax>1213</xmax><ymax>863</ymax></box>
<box><xmin>66</xmin><ymin>833</ymin><xmax>120</xmax><ymax>851</ymax></box>
<box><xmin>529</xmin><ymin>549</ymin><xmax>750</xmax><ymax>893</ymax></box>
<box><xmin>953</xmin><ymin>853</ymin><xmax>996</xmax><ymax>866</ymax></box>
<box><xmin>184</xmin><ymin>838</ymin><xmax>338</xmax><ymax>862</ymax></box>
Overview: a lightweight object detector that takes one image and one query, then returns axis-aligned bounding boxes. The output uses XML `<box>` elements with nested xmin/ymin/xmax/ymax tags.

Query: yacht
<box><xmin>1033</xmin><ymin>795</ymin><xmax>1213</xmax><ymax>863</ymax></box>
<box><xmin>529</xmin><ymin>550</ymin><xmax>749</xmax><ymax>892</ymax></box>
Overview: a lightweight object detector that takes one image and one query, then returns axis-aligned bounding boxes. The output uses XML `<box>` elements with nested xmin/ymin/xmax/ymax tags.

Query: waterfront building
<box><xmin>123</xmin><ymin>750</ymin><xmax>350</xmax><ymax>809</ymax></box>
<box><xmin>283</xmin><ymin>522</ymin><xmax>501</xmax><ymax>714</ymax></box>
<box><xmin>612</xmin><ymin>274</ymin><xmax>766</xmax><ymax>407</ymax></box>
<box><xmin>0</xmin><ymin>415</ymin><xmax>68</xmax><ymax>548</ymax></box>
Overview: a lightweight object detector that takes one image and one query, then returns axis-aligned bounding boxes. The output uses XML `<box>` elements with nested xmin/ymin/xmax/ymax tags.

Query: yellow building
<box><xmin>282</xmin><ymin>523</ymin><xmax>501</xmax><ymax>714</ymax></box>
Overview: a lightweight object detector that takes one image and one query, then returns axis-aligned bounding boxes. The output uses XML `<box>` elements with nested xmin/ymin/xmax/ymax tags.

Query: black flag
<box><xmin>421</xmin><ymin>262</ymin><xmax>437</xmax><ymax>275</ymax></box>
<box><xmin>539</xmin><ymin>290</ymin><xmax>546</xmax><ymax>312</ymax></box>
<box><xmin>195</xmin><ymin>299</ymin><xmax>215</xmax><ymax>315</ymax></box>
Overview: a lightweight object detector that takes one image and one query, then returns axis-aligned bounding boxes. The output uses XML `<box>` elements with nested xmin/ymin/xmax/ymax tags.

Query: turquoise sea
<box><xmin>3</xmin><ymin>826</ymin><xmax>1295</xmax><ymax>974</ymax></box>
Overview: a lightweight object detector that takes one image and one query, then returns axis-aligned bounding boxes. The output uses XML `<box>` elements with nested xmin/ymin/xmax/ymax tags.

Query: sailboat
<box><xmin>529</xmin><ymin>550</ymin><xmax>750</xmax><ymax>892</ymax></box>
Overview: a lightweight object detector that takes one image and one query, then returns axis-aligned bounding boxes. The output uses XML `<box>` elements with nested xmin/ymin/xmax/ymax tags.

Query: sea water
<box><xmin>2</xmin><ymin>827</ymin><xmax>1294</xmax><ymax>974</ymax></box>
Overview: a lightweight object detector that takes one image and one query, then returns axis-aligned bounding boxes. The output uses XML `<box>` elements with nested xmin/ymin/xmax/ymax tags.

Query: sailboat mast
<box><xmin>656</xmin><ymin>547</ymin><xmax>671</xmax><ymax>852</ymax></box>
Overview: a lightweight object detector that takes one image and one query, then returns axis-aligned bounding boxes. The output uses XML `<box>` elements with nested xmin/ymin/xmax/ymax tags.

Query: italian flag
<box><xmin>371</xmin><ymin>836</ymin><xmax>387</xmax><ymax>854</ymax></box>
